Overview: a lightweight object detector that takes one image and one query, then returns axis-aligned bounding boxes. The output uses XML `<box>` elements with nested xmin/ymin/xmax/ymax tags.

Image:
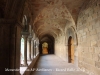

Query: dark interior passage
<box><xmin>39</xmin><ymin>35</ymin><xmax>54</xmax><ymax>55</ymax></box>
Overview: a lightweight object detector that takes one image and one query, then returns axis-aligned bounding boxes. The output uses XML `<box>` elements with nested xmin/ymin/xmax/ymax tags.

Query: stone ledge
<box><xmin>22</xmin><ymin>54</ymin><xmax>39</xmax><ymax>75</ymax></box>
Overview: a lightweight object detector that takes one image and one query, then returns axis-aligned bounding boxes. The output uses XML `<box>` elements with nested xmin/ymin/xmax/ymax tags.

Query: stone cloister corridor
<box><xmin>0</xmin><ymin>0</ymin><xmax>100</xmax><ymax>75</ymax></box>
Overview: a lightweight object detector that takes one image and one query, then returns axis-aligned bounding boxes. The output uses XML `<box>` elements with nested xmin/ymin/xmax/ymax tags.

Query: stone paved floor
<box><xmin>31</xmin><ymin>54</ymin><xmax>88</xmax><ymax>75</ymax></box>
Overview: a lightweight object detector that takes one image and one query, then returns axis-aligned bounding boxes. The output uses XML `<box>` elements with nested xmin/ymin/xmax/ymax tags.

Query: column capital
<box><xmin>28</xmin><ymin>35</ymin><xmax>33</xmax><ymax>39</ymax></box>
<box><xmin>32</xmin><ymin>38</ymin><xmax>34</xmax><ymax>41</ymax></box>
<box><xmin>21</xmin><ymin>31</ymin><xmax>29</xmax><ymax>35</ymax></box>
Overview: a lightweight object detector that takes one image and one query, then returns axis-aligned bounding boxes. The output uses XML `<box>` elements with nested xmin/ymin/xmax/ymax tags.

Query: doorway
<box><xmin>42</xmin><ymin>42</ymin><xmax>48</xmax><ymax>54</ymax></box>
<box><xmin>68</xmin><ymin>36</ymin><xmax>74</xmax><ymax>63</ymax></box>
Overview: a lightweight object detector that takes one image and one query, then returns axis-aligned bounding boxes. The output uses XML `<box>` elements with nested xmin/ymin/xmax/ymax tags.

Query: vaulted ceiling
<box><xmin>27</xmin><ymin>0</ymin><xmax>86</xmax><ymax>39</ymax></box>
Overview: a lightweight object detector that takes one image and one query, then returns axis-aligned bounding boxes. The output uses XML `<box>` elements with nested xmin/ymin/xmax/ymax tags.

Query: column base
<box><xmin>34</xmin><ymin>55</ymin><xmax>36</xmax><ymax>58</ymax></box>
<box><xmin>31</xmin><ymin>56</ymin><xmax>34</xmax><ymax>59</ymax></box>
<box><xmin>27</xmin><ymin>59</ymin><xmax>32</xmax><ymax>61</ymax></box>
<box><xmin>20</xmin><ymin>64</ymin><xmax>28</xmax><ymax>67</ymax></box>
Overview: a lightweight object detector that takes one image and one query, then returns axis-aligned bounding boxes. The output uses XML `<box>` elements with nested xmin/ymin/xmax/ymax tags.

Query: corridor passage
<box><xmin>31</xmin><ymin>55</ymin><xmax>88</xmax><ymax>75</ymax></box>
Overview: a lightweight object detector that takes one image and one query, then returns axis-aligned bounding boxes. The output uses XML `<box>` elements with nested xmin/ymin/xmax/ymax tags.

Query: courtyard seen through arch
<box><xmin>20</xmin><ymin>38</ymin><xmax>24</xmax><ymax>65</ymax></box>
<box><xmin>42</xmin><ymin>42</ymin><xmax>48</xmax><ymax>54</ymax></box>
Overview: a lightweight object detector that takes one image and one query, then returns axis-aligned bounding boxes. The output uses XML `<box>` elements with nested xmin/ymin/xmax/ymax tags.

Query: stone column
<box><xmin>23</xmin><ymin>35</ymin><xmax>28</xmax><ymax>66</ymax></box>
<box><xmin>37</xmin><ymin>45</ymin><xmax>39</xmax><ymax>54</ymax></box>
<box><xmin>28</xmin><ymin>38</ymin><xmax>32</xmax><ymax>61</ymax></box>
<box><xmin>36</xmin><ymin>44</ymin><xmax>39</xmax><ymax>55</ymax></box>
<box><xmin>28</xmin><ymin>35</ymin><xmax>33</xmax><ymax>60</ymax></box>
<box><xmin>31</xmin><ymin>39</ymin><xmax>34</xmax><ymax>59</ymax></box>
<box><xmin>34</xmin><ymin>40</ymin><xmax>36</xmax><ymax>57</ymax></box>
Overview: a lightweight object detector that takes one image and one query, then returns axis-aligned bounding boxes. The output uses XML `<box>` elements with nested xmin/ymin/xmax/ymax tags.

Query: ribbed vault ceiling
<box><xmin>28</xmin><ymin>0</ymin><xmax>86</xmax><ymax>39</ymax></box>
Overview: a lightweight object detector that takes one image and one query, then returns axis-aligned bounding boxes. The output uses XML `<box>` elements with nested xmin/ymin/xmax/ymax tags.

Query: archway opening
<box><xmin>20</xmin><ymin>38</ymin><xmax>24</xmax><ymax>66</ymax></box>
<box><xmin>39</xmin><ymin>35</ymin><xmax>55</xmax><ymax>55</ymax></box>
<box><xmin>68</xmin><ymin>36</ymin><xmax>74</xmax><ymax>63</ymax></box>
<box><xmin>42</xmin><ymin>42</ymin><xmax>48</xmax><ymax>54</ymax></box>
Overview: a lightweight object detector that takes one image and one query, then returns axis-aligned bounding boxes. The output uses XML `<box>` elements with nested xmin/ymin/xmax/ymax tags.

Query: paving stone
<box><xmin>31</xmin><ymin>55</ymin><xmax>88</xmax><ymax>75</ymax></box>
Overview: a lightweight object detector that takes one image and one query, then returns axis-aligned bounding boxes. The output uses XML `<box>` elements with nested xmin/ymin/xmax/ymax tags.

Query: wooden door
<box><xmin>42</xmin><ymin>47</ymin><xmax>48</xmax><ymax>54</ymax></box>
<box><xmin>68</xmin><ymin>36</ymin><xmax>74</xmax><ymax>63</ymax></box>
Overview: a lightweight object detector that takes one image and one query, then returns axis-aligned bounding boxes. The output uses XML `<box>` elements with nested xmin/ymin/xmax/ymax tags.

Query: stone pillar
<box><xmin>34</xmin><ymin>40</ymin><xmax>36</xmax><ymax>57</ymax></box>
<box><xmin>36</xmin><ymin>39</ymin><xmax>39</xmax><ymax>55</ymax></box>
<box><xmin>36</xmin><ymin>44</ymin><xmax>39</xmax><ymax>55</ymax></box>
<box><xmin>23</xmin><ymin>35</ymin><xmax>28</xmax><ymax>66</ymax></box>
<box><xmin>31</xmin><ymin>39</ymin><xmax>34</xmax><ymax>59</ymax></box>
<box><xmin>28</xmin><ymin>38</ymin><xmax>32</xmax><ymax>60</ymax></box>
<box><xmin>28</xmin><ymin>35</ymin><xmax>32</xmax><ymax>61</ymax></box>
<box><xmin>37</xmin><ymin>45</ymin><xmax>39</xmax><ymax>54</ymax></box>
<box><xmin>37</xmin><ymin>41</ymin><xmax>39</xmax><ymax>54</ymax></box>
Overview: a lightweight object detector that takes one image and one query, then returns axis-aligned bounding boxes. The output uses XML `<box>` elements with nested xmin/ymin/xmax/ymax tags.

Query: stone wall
<box><xmin>55</xmin><ymin>33</ymin><xmax>67</xmax><ymax>61</ymax></box>
<box><xmin>55</xmin><ymin>25</ymin><xmax>78</xmax><ymax>63</ymax></box>
<box><xmin>77</xmin><ymin>0</ymin><xmax>100</xmax><ymax>75</ymax></box>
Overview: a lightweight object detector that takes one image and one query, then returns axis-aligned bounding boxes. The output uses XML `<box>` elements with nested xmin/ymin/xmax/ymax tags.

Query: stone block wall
<box><xmin>55</xmin><ymin>34</ymin><xmax>67</xmax><ymax>61</ymax></box>
<box><xmin>77</xmin><ymin>0</ymin><xmax>100</xmax><ymax>75</ymax></box>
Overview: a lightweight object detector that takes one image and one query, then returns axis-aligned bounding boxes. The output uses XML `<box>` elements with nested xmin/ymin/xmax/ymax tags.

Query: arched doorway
<box><xmin>68</xmin><ymin>36</ymin><xmax>74</xmax><ymax>63</ymax></box>
<box><xmin>42</xmin><ymin>42</ymin><xmax>48</xmax><ymax>54</ymax></box>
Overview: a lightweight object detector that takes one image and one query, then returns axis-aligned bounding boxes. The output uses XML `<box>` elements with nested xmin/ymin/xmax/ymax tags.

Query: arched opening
<box><xmin>42</xmin><ymin>42</ymin><xmax>48</xmax><ymax>54</ymax></box>
<box><xmin>20</xmin><ymin>37</ymin><xmax>24</xmax><ymax>66</ymax></box>
<box><xmin>68</xmin><ymin>36</ymin><xmax>74</xmax><ymax>63</ymax></box>
<box><xmin>39</xmin><ymin>35</ymin><xmax>55</xmax><ymax>55</ymax></box>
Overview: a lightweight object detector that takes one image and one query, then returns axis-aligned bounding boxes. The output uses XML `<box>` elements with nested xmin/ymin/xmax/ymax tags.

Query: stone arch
<box><xmin>39</xmin><ymin>34</ymin><xmax>55</xmax><ymax>55</ymax></box>
<box><xmin>65</xmin><ymin>26</ymin><xmax>78</xmax><ymax>46</ymax></box>
<box><xmin>22</xmin><ymin>15</ymin><xmax>29</xmax><ymax>31</ymax></box>
<box><xmin>22</xmin><ymin>15</ymin><xmax>27</xmax><ymax>25</ymax></box>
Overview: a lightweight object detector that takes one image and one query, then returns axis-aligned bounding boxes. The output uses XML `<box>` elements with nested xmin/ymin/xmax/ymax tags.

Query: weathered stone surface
<box><xmin>95</xmin><ymin>61</ymin><xmax>100</xmax><ymax>68</ymax></box>
<box><xmin>77</xmin><ymin>0</ymin><xmax>100</xmax><ymax>75</ymax></box>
